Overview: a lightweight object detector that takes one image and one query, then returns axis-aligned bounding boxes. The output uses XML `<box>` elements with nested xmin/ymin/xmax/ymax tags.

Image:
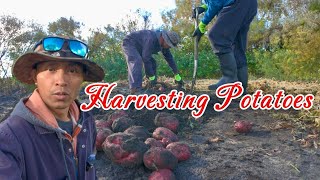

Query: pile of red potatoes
<box><xmin>95</xmin><ymin>111</ymin><xmax>191</xmax><ymax>179</ymax></box>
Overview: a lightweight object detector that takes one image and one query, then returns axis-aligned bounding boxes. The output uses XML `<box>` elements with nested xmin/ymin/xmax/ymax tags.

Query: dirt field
<box><xmin>1</xmin><ymin>78</ymin><xmax>319</xmax><ymax>180</ymax></box>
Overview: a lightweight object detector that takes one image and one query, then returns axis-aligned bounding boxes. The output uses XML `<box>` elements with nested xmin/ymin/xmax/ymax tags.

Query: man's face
<box><xmin>160</xmin><ymin>36</ymin><xmax>171</xmax><ymax>49</ymax></box>
<box><xmin>34</xmin><ymin>61</ymin><xmax>84</xmax><ymax>112</ymax></box>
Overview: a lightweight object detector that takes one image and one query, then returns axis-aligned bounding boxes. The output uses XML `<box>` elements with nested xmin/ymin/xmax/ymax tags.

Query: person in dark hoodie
<box><xmin>0</xmin><ymin>36</ymin><xmax>105</xmax><ymax>180</ymax></box>
<box><xmin>192</xmin><ymin>0</ymin><xmax>258</xmax><ymax>95</ymax></box>
<box><xmin>122</xmin><ymin>29</ymin><xmax>184</xmax><ymax>94</ymax></box>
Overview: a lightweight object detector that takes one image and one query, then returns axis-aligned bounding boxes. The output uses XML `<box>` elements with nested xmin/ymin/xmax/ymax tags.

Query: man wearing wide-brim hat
<box><xmin>0</xmin><ymin>35</ymin><xmax>104</xmax><ymax>179</ymax></box>
<box><xmin>122</xmin><ymin>29</ymin><xmax>184</xmax><ymax>94</ymax></box>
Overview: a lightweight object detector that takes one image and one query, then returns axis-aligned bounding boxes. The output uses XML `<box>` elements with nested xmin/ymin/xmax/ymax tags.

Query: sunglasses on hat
<box><xmin>34</xmin><ymin>36</ymin><xmax>89</xmax><ymax>58</ymax></box>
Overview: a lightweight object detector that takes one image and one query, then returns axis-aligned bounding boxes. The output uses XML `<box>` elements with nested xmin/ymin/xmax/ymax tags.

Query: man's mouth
<box><xmin>53</xmin><ymin>91</ymin><xmax>69</xmax><ymax>95</ymax></box>
<box><xmin>52</xmin><ymin>91</ymin><xmax>70</xmax><ymax>100</ymax></box>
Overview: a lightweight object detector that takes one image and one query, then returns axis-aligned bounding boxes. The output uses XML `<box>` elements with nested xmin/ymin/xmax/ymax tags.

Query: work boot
<box><xmin>208</xmin><ymin>52</ymin><xmax>238</xmax><ymax>90</ymax></box>
<box><xmin>175</xmin><ymin>80</ymin><xmax>185</xmax><ymax>91</ymax></box>
<box><xmin>237</xmin><ymin>66</ymin><xmax>248</xmax><ymax>95</ymax></box>
<box><xmin>146</xmin><ymin>76</ymin><xmax>157</xmax><ymax>89</ymax></box>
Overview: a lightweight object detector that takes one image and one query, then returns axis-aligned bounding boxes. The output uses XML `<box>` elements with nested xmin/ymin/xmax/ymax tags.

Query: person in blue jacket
<box><xmin>192</xmin><ymin>0</ymin><xmax>258</xmax><ymax>94</ymax></box>
<box><xmin>0</xmin><ymin>35</ymin><xmax>104</xmax><ymax>179</ymax></box>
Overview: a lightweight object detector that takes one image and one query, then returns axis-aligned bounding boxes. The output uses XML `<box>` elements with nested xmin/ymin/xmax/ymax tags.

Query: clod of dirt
<box><xmin>102</xmin><ymin>132</ymin><xmax>148</xmax><ymax>167</ymax></box>
<box><xmin>148</xmin><ymin>169</ymin><xmax>176</xmax><ymax>180</ymax></box>
<box><xmin>166</xmin><ymin>142</ymin><xmax>191</xmax><ymax>162</ymax></box>
<box><xmin>152</xmin><ymin>127</ymin><xmax>179</xmax><ymax>147</ymax></box>
<box><xmin>154</xmin><ymin>112</ymin><xmax>179</xmax><ymax>133</ymax></box>
<box><xmin>96</xmin><ymin>127</ymin><xmax>113</xmax><ymax>151</ymax></box>
<box><xmin>124</xmin><ymin>126</ymin><xmax>151</xmax><ymax>141</ymax></box>
<box><xmin>234</xmin><ymin>120</ymin><xmax>253</xmax><ymax>133</ymax></box>
<box><xmin>145</xmin><ymin>138</ymin><xmax>164</xmax><ymax>148</ymax></box>
<box><xmin>143</xmin><ymin>147</ymin><xmax>178</xmax><ymax>171</ymax></box>
<box><xmin>112</xmin><ymin>116</ymin><xmax>135</xmax><ymax>132</ymax></box>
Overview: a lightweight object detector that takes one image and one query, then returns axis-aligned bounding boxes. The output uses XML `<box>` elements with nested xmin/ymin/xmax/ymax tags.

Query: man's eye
<box><xmin>48</xmin><ymin>68</ymin><xmax>55</xmax><ymax>71</ymax></box>
<box><xmin>69</xmin><ymin>68</ymin><xmax>79</xmax><ymax>73</ymax></box>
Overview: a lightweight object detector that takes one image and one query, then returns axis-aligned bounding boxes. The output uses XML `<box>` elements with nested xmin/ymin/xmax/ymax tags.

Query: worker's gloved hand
<box><xmin>192</xmin><ymin>21</ymin><xmax>206</xmax><ymax>42</ymax></box>
<box><xmin>192</xmin><ymin>5</ymin><xmax>207</xmax><ymax>18</ymax></box>
<box><xmin>193</xmin><ymin>28</ymin><xmax>204</xmax><ymax>42</ymax></box>
<box><xmin>148</xmin><ymin>76</ymin><xmax>157</xmax><ymax>88</ymax></box>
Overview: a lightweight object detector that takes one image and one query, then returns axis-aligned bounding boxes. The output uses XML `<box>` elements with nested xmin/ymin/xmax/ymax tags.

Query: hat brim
<box><xmin>13</xmin><ymin>52</ymin><xmax>105</xmax><ymax>84</ymax></box>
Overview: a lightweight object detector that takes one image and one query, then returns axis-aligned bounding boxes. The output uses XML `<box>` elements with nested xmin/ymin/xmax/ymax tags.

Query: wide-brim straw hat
<box><xmin>162</xmin><ymin>30</ymin><xmax>181</xmax><ymax>48</ymax></box>
<box><xmin>13</xmin><ymin>37</ymin><xmax>105</xmax><ymax>84</ymax></box>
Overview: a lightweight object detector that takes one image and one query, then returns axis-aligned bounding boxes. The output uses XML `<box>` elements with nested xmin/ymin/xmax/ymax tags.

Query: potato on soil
<box><xmin>104</xmin><ymin>110</ymin><xmax>129</xmax><ymax>128</ymax></box>
<box><xmin>234</xmin><ymin>120</ymin><xmax>253</xmax><ymax>133</ymax></box>
<box><xmin>152</xmin><ymin>127</ymin><xmax>178</xmax><ymax>147</ymax></box>
<box><xmin>158</xmin><ymin>138</ymin><xmax>169</xmax><ymax>147</ymax></box>
<box><xmin>102</xmin><ymin>132</ymin><xmax>148</xmax><ymax>167</ymax></box>
<box><xmin>96</xmin><ymin>110</ymin><xmax>128</xmax><ymax>129</ymax></box>
<box><xmin>148</xmin><ymin>169</ymin><xmax>176</xmax><ymax>180</ymax></box>
<box><xmin>112</xmin><ymin>116</ymin><xmax>135</xmax><ymax>132</ymax></box>
<box><xmin>166</xmin><ymin>142</ymin><xmax>191</xmax><ymax>162</ymax></box>
<box><xmin>154</xmin><ymin>112</ymin><xmax>179</xmax><ymax>133</ymax></box>
<box><xmin>96</xmin><ymin>128</ymin><xmax>113</xmax><ymax>151</ymax></box>
<box><xmin>145</xmin><ymin>138</ymin><xmax>164</xmax><ymax>148</ymax></box>
<box><xmin>108</xmin><ymin>110</ymin><xmax>129</xmax><ymax>121</ymax></box>
<box><xmin>95</xmin><ymin>120</ymin><xmax>112</xmax><ymax>129</ymax></box>
<box><xmin>124</xmin><ymin>126</ymin><xmax>151</xmax><ymax>141</ymax></box>
<box><xmin>143</xmin><ymin>147</ymin><xmax>178</xmax><ymax>171</ymax></box>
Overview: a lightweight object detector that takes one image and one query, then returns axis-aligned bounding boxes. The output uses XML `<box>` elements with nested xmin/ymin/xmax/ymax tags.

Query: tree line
<box><xmin>0</xmin><ymin>0</ymin><xmax>319</xmax><ymax>82</ymax></box>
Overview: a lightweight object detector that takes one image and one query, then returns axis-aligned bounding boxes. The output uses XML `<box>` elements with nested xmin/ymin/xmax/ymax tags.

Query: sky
<box><xmin>1</xmin><ymin>0</ymin><xmax>176</xmax><ymax>36</ymax></box>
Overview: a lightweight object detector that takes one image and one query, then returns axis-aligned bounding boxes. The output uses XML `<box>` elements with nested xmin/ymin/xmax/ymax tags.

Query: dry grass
<box><xmin>0</xmin><ymin>78</ymin><xmax>31</xmax><ymax>96</ymax></box>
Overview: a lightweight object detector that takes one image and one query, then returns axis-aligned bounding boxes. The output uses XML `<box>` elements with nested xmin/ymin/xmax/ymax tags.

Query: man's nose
<box><xmin>55</xmin><ymin>69</ymin><xmax>68</xmax><ymax>86</ymax></box>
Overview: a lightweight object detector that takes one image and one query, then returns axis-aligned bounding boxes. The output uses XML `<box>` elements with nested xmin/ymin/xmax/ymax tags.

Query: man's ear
<box><xmin>159</xmin><ymin>36</ymin><xmax>164</xmax><ymax>47</ymax></box>
<box><xmin>31</xmin><ymin>69</ymin><xmax>37</xmax><ymax>84</ymax></box>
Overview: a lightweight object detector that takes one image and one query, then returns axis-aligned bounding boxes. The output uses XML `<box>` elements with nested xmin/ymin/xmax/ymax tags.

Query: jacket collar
<box><xmin>25</xmin><ymin>89</ymin><xmax>80</xmax><ymax>129</ymax></box>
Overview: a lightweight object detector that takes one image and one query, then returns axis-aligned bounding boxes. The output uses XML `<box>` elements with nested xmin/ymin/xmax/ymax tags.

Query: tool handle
<box><xmin>191</xmin><ymin>9</ymin><xmax>199</xmax><ymax>93</ymax></box>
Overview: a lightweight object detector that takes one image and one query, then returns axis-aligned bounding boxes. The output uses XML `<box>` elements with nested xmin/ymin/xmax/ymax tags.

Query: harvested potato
<box><xmin>108</xmin><ymin>110</ymin><xmax>129</xmax><ymax>122</ymax></box>
<box><xmin>154</xmin><ymin>112</ymin><xmax>179</xmax><ymax>133</ymax></box>
<box><xmin>145</xmin><ymin>138</ymin><xmax>164</xmax><ymax>148</ymax></box>
<box><xmin>234</xmin><ymin>120</ymin><xmax>253</xmax><ymax>133</ymax></box>
<box><xmin>95</xmin><ymin>120</ymin><xmax>112</xmax><ymax>129</ymax></box>
<box><xmin>96</xmin><ymin>127</ymin><xmax>113</xmax><ymax>151</ymax></box>
<box><xmin>124</xmin><ymin>126</ymin><xmax>151</xmax><ymax>141</ymax></box>
<box><xmin>166</xmin><ymin>142</ymin><xmax>191</xmax><ymax>162</ymax></box>
<box><xmin>102</xmin><ymin>132</ymin><xmax>148</xmax><ymax>167</ymax></box>
<box><xmin>143</xmin><ymin>147</ymin><xmax>178</xmax><ymax>170</ymax></box>
<box><xmin>152</xmin><ymin>127</ymin><xmax>178</xmax><ymax>147</ymax></box>
<box><xmin>112</xmin><ymin>116</ymin><xmax>135</xmax><ymax>132</ymax></box>
<box><xmin>148</xmin><ymin>169</ymin><xmax>176</xmax><ymax>180</ymax></box>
